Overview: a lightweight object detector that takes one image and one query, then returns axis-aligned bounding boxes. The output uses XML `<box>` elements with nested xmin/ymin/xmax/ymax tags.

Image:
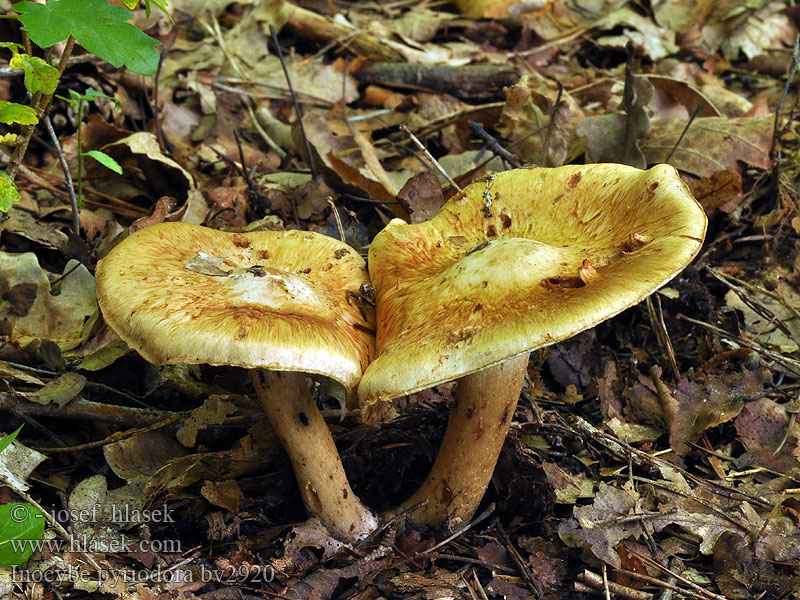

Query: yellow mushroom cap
<box><xmin>358</xmin><ymin>164</ymin><xmax>706</xmax><ymax>418</ymax></box>
<box><xmin>96</xmin><ymin>222</ymin><xmax>375</xmax><ymax>393</ymax></box>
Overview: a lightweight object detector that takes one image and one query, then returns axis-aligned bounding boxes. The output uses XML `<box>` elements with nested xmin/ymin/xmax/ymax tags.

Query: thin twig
<box><xmin>420</xmin><ymin>502</ymin><xmax>496</xmax><ymax>555</ymax></box>
<box><xmin>153</xmin><ymin>46</ymin><xmax>173</xmax><ymax>154</ymax></box>
<box><xmin>665</xmin><ymin>104</ymin><xmax>702</xmax><ymax>164</ymax></box>
<box><xmin>539</xmin><ymin>81</ymin><xmax>563</xmax><ymax>166</ymax></box>
<box><xmin>360</xmin><ymin>499</ymin><xmax>429</xmax><ymax>547</ymax></box>
<box><xmin>0</xmin><ymin>392</ymin><xmax>177</xmax><ymax>428</ymax></box>
<box><xmin>342</xmin><ymin>193</ymin><xmax>400</xmax><ymax>205</ymax></box>
<box><xmin>327</xmin><ymin>196</ymin><xmax>345</xmax><ymax>242</ymax></box>
<box><xmin>399</xmin><ymin>124</ymin><xmax>461</xmax><ymax>192</ymax></box>
<box><xmin>627</xmin><ymin>550</ymin><xmax>729</xmax><ymax>600</ymax></box>
<box><xmin>495</xmin><ymin>521</ymin><xmax>543</xmax><ymax>599</ymax></box>
<box><xmin>468</xmin><ymin>120</ymin><xmax>520</xmax><ymax>166</ymax></box>
<box><xmin>770</xmin><ymin>33</ymin><xmax>800</xmax><ymax>161</ymax></box>
<box><xmin>42</xmin><ymin>115</ymin><xmax>79</xmax><ymax>235</ymax></box>
<box><xmin>677</xmin><ymin>313</ymin><xmax>800</xmax><ymax>377</ymax></box>
<box><xmin>269</xmin><ymin>24</ymin><xmax>318</xmax><ymax>181</ymax></box>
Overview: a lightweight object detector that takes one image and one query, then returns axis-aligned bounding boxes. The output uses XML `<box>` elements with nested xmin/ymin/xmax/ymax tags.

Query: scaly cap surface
<box><xmin>359</xmin><ymin>164</ymin><xmax>706</xmax><ymax>416</ymax></box>
<box><xmin>96</xmin><ymin>222</ymin><xmax>375</xmax><ymax>392</ymax></box>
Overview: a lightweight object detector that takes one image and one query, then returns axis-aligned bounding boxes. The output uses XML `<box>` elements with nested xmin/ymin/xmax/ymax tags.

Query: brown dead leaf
<box><xmin>641</xmin><ymin>365</ymin><xmax>760</xmax><ymax>456</ymax></box>
<box><xmin>646</xmin><ymin>74</ymin><xmax>722</xmax><ymax>119</ymax></box>
<box><xmin>176</xmin><ymin>395</ymin><xmax>238</xmax><ymax>447</ymax></box>
<box><xmin>686</xmin><ymin>169</ymin><xmax>742</xmax><ymax>213</ymax></box>
<box><xmin>546</xmin><ymin>331</ymin><xmax>600</xmax><ymax>389</ymax></box>
<box><xmin>129</xmin><ymin>196</ymin><xmax>186</xmax><ymax>234</ymax></box>
<box><xmin>201</xmin><ymin>479</ymin><xmax>245</xmax><ymax>512</ymax></box>
<box><xmin>284</xmin><ymin>517</ymin><xmax>344</xmax><ymax>563</ymax></box>
<box><xmin>499</xmin><ymin>75</ymin><xmax>571</xmax><ymax>167</ymax></box>
<box><xmin>300</xmin><ymin>111</ymin><xmax>399</xmax><ymax>204</ymax></box>
<box><xmin>576</xmin><ymin>75</ymin><xmax>653</xmax><ymax>168</ymax></box>
<box><xmin>18</xmin><ymin>372</ymin><xmax>87</xmax><ymax>407</ymax></box>
<box><xmin>560</xmin><ymin>483</ymin><xmax>744</xmax><ymax>566</ymax></box>
<box><xmin>104</xmin><ymin>431</ymin><xmax>189</xmax><ymax>483</ymax></box>
<box><xmin>701</xmin><ymin>0</ymin><xmax>797</xmax><ymax>61</ymax></box>
<box><xmin>735</xmin><ymin>398</ymin><xmax>800</xmax><ymax>473</ymax></box>
<box><xmin>0</xmin><ymin>253</ymin><xmax>97</xmax><ymax>352</ymax></box>
<box><xmin>396</xmin><ymin>171</ymin><xmax>444</xmax><ymax>223</ymax></box>
<box><xmin>79</xmin><ymin>208</ymin><xmax>109</xmax><ymax>243</ymax></box>
<box><xmin>642</xmin><ymin>116</ymin><xmax>772</xmax><ymax>177</ymax></box>
<box><xmin>597</xmin><ymin>359</ymin><xmax>624</xmax><ymax>420</ymax></box>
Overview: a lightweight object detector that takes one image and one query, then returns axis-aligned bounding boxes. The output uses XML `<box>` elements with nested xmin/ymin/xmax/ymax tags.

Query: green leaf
<box><xmin>57</xmin><ymin>87</ymin><xmax>121</xmax><ymax>110</ymax></box>
<box><xmin>0</xmin><ymin>101</ymin><xmax>38</xmax><ymax>125</ymax></box>
<box><xmin>83</xmin><ymin>150</ymin><xmax>122</xmax><ymax>174</ymax></box>
<box><xmin>0</xmin><ymin>503</ymin><xmax>46</xmax><ymax>567</ymax></box>
<box><xmin>0</xmin><ymin>172</ymin><xmax>21</xmax><ymax>212</ymax></box>
<box><xmin>0</xmin><ymin>42</ymin><xmax>25</xmax><ymax>53</ymax></box>
<box><xmin>9</xmin><ymin>54</ymin><xmax>59</xmax><ymax>95</ymax></box>
<box><xmin>144</xmin><ymin>0</ymin><xmax>173</xmax><ymax>22</ymax></box>
<box><xmin>0</xmin><ymin>426</ymin><xmax>23</xmax><ymax>455</ymax></box>
<box><xmin>15</xmin><ymin>0</ymin><xmax>162</xmax><ymax>76</ymax></box>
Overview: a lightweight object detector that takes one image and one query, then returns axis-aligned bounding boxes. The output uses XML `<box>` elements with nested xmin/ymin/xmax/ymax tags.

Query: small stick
<box><xmin>665</xmin><ymin>104</ymin><xmax>701</xmax><ymax>164</ymax></box>
<box><xmin>42</xmin><ymin>115</ymin><xmax>79</xmax><ymax>235</ymax></box>
<box><xmin>495</xmin><ymin>521</ymin><xmax>542</xmax><ymax>599</ymax></box>
<box><xmin>326</xmin><ymin>196</ymin><xmax>345</xmax><ymax>242</ymax></box>
<box><xmin>269</xmin><ymin>24</ymin><xmax>319</xmax><ymax>182</ymax></box>
<box><xmin>399</xmin><ymin>124</ymin><xmax>461</xmax><ymax>192</ymax></box>
<box><xmin>627</xmin><ymin>550</ymin><xmax>729</xmax><ymax>600</ymax></box>
<box><xmin>468</xmin><ymin>120</ymin><xmax>520</xmax><ymax>166</ymax></box>
<box><xmin>578</xmin><ymin>569</ymin><xmax>653</xmax><ymax>600</ymax></box>
<box><xmin>539</xmin><ymin>82</ymin><xmax>563</xmax><ymax>166</ymax></box>
<box><xmin>153</xmin><ymin>47</ymin><xmax>173</xmax><ymax>154</ymax></box>
<box><xmin>359</xmin><ymin>499</ymin><xmax>429</xmax><ymax>547</ymax></box>
<box><xmin>420</xmin><ymin>502</ymin><xmax>495</xmax><ymax>555</ymax></box>
<box><xmin>770</xmin><ymin>33</ymin><xmax>800</xmax><ymax>161</ymax></box>
<box><xmin>342</xmin><ymin>193</ymin><xmax>401</xmax><ymax>205</ymax></box>
<box><xmin>0</xmin><ymin>392</ymin><xmax>176</xmax><ymax>428</ymax></box>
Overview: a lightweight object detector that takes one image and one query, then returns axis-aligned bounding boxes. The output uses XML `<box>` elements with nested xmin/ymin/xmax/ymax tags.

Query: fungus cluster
<box><xmin>96</xmin><ymin>163</ymin><xmax>706</xmax><ymax>541</ymax></box>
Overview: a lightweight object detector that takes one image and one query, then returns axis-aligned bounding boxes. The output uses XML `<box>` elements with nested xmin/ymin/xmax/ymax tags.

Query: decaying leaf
<box><xmin>201</xmin><ymin>479</ymin><xmax>245</xmax><ymax>512</ymax></box>
<box><xmin>301</xmin><ymin>111</ymin><xmax>408</xmax><ymax>204</ymax></box>
<box><xmin>735</xmin><ymin>398</ymin><xmax>800</xmax><ymax>473</ymax></box>
<box><xmin>17</xmin><ymin>372</ymin><xmax>87</xmax><ymax>407</ymax></box>
<box><xmin>176</xmin><ymin>396</ymin><xmax>238</xmax><ymax>447</ymax></box>
<box><xmin>498</xmin><ymin>74</ymin><xmax>571</xmax><ymax>166</ymax></box>
<box><xmin>541</xmin><ymin>461</ymin><xmax>595</xmax><ymax>504</ymax></box>
<box><xmin>686</xmin><ymin>169</ymin><xmax>742</xmax><ymax>213</ymax></box>
<box><xmin>0</xmin><ymin>432</ymin><xmax>46</xmax><ymax>492</ymax></box>
<box><xmin>576</xmin><ymin>75</ymin><xmax>653</xmax><ymax>168</ymax></box>
<box><xmin>724</xmin><ymin>279</ymin><xmax>800</xmax><ymax>354</ymax></box>
<box><xmin>104</xmin><ymin>431</ymin><xmax>189</xmax><ymax>483</ymax></box>
<box><xmin>396</xmin><ymin>171</ymin><xmax>444</xmax><ymax>223</ymax></box>
<box><xmin>643</xmin><ymin>117</ymin><xmax>772</xmax><ymax>177</ymax></box>
<box><xmin>0</xmin><ymin>252</ymin><xmax>98</xmax><ymax>352</ymax></box>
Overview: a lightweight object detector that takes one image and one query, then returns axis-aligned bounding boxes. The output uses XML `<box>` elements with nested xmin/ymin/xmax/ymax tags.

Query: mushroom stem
<box><xmin>389</xmin><ymin>353</ymin><xmax>529</xmax><ymax>526</ymax></box>
<box><xmin>252</xmin><ymin>371</ymin><xmax>378</xmax><ymax>543</ymax></box>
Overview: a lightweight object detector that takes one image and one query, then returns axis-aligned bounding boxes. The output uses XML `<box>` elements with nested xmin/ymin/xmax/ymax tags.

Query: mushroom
<box><xmin>358</xmin><ymin>164</ymin><xmax>707</xmax><ymax>527</ymax></box>
<box><xmin>96</xmin><ymin>222</ymin><xmax>378</xmax><ymax>543</ymax></box>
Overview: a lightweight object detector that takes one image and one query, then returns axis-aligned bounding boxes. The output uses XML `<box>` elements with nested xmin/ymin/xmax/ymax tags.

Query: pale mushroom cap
<box><xmin>96</xmin><ymin>222</ymin><xmax>375</xmax><ymax>392</ymax></box>
<box><xmin>358</xmin><ymin>164</ymin><xmax>706</xmax><ymax>413</ymax></box>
